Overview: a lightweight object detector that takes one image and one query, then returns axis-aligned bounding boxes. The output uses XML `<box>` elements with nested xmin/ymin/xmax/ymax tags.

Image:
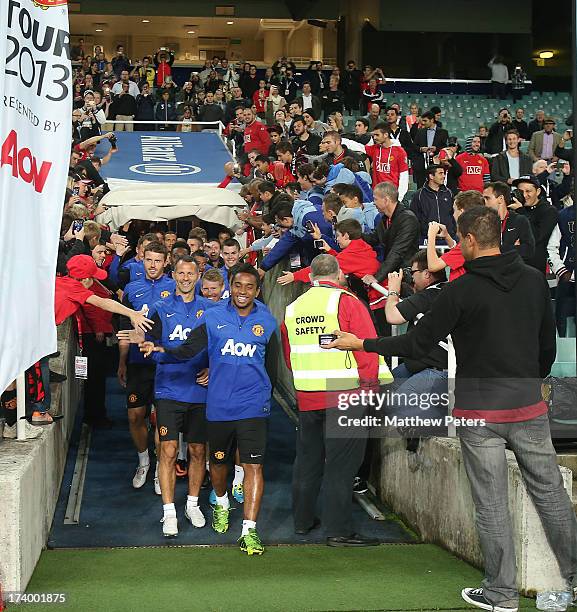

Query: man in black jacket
<box><xmin>482</xmin><ymin>182</ymin><xmax>535</xmax><ymax>262</ymax></box>
<box><xmin>385</xmin><ymin>106</ymin><xmax>415</xmax><ymax>155</ymax></box>
<box><xmin>510</xmin><ymin>175</ymin><xmax>558</xmax><ymax>273</ymax></box>
<box><xmin>361</xmin><ymin>182</ymin><xmax>419</xmax><ymax>285</ymax></box>
<box><xmin>485</xmin><ymin>108</ymin><xmax>513</xmax><ymax>154</ymax></box>
<box><xmin>410</xmin><ymin>111</ymin><xmax>449</xmax><ymax>187</ymax></box>
<box><xmin>320</xmin><ymin>76</ymin><xmax>345</xmax><ymax>121</ymax></box>
<box><xmin>327</xmin><ymin>206</ymin><xmax>577</xmax><ymax>612</ymax></box>
<box><xmin>342</xmin><ymin>60</ymin><xmax>362</xmax><ymax>115</ymax></box>
<box><xmin>410</xmin><ymin>165</ymin><xmax>456</xmax><ymax>244</ymax></box>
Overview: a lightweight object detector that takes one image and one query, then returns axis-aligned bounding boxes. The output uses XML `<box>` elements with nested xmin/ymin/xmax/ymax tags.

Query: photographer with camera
<box><xmin>485</xmin><ymin>108</ymin><xmax>513</xmax><ymax>154</ymax></box>
<box><xmin>131</xmin><ymin>56</ymin><xmax>156</xmax><ymax>91</ymax></box>
<box><xmin>153</xmin><ymin>47</ymin><xmax>175</xmax><ymax>88</ymax></box>
<box><xmin>490</xmin><ymin>129</ymin><xmax>533</xmax><ymax>184</ymax></box>
<box><xmin>532</xmin><ymin>159</ymin><xmax>572</xmax><ymax>210</ymax></box>
<box><xmin>76</xmin><ymin>91</ymin><xmax>107</xmax><ymax>140</ymax></box>
<box><xmin>111</xmin><ymin>44</ymin><xmax>131</xmax><ymax>78</ymax></box>
<box><xmin>508</xmin><ymin>175</ymin><xmax>558</xmax><ymax>273</ymax></box>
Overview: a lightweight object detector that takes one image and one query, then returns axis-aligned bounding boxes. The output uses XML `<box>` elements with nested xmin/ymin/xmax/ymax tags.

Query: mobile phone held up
<box><xmin>305</xmin><ymin>220</ymin><xmax>315</xmax><ymax>233</ymax></box>
<box><xmin>72</xmin><ymin>219</ymin><xmax>84</xmax><ymax>233</ymax></box>
<box><xmin>313</xmin><ymin>239</ymin><xmax>324</xmax><ymax>250</ymax></box>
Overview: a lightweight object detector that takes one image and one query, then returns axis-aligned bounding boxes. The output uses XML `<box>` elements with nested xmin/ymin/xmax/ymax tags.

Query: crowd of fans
<box><xmin>0</xmin><ymin>46</ymin><xmax>575</xmax><ymax>557</ymax></box>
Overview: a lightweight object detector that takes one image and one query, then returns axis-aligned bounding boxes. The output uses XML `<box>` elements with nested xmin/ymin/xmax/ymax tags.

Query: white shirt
<box><xmin>111</xmin><ymin>80</ymin><xmax>140</xmax><ymax>98</ymax></box>
<box><xmin>506</xmin><ymin>152</ymin><xmax>520</xmax><ymax>179</ymax></box>
<box><xmin>301</xmin><ymin>93</ymin><xmax>313</xmax><ymax>111</ymax></box>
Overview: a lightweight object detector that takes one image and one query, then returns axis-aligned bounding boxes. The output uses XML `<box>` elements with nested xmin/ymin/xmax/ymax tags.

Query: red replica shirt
<box><xmin>243</xmin><ymin>119</ymin><xmax>271</xmax><ymax>155</ymax></box>
<box><xmin>280</xmin><ymin>281</ymin><xmax>380</xmax><ymax>411</ymax></box>
<box><xmin>440</xmin><ymin>243</ymin><xmax>466</xmax><ymax>281</ymax></box>
<box><xmin>252</xmin><ymin>90</ymin><xmax>267</xmax><ymax>114</ymax></box>
<box><xmin>456</xmin><ymin>152</ymin><xmax>489</xmax><ymax>193</ymax></box>
<box><xmin>364</xmin><ymin>144</ymin><xmax>408</xmax><ymax>187</ymax></box>
<box><xmin>54</xmin><ymin>276</ymin><xmax>94</xmax><ymax>325</ymax></box>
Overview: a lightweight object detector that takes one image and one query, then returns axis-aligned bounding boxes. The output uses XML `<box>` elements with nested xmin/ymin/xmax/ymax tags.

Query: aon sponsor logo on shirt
<box><xmin>466</xmin><ymin>165</ymin><xmax>482</xmax><ymax>175</ymax></box>
<box><xmin>168</xmin><ymin>324</ymin><xmax>191</xmax><ymax>341</ymax></box>
<box><xmin>221</xmin><ymin>338</ymin><xmax>257</xmax><ymax>357</ymax></box>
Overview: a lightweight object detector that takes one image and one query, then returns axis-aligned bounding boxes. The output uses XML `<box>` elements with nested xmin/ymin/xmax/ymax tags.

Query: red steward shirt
<box><xmin>440</xmin><ymin>243</ymin><xmax>466</xmax><ymax>281</ymax></box>
<box><xmin>54</xmin><ymin>276</ymin><xmax>94</xmax><ymax>325</ymax></box>
<box><xmin>243</xmin><ymin>119</ymin><xmax>272</xmax><ymax>155</ymax></box>
<box><xmin>456</xmin><ymin>152</ymin><xmax>489</xmax><ymax>193</ymax></box>
<box><xmin>281</xmin><ymin>281</ymin><xmax>380</xmax><ymax>411</ymax></box>
<box><xmin>364</xmin><ymin>144</ymin><xmax>408</xmax><ymax>187</ymax></box>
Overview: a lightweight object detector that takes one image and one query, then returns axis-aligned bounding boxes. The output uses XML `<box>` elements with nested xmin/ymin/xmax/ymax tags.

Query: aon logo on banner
<box><xmin>168</xmin><ymin>325</ymin><xmax>191</xmax><ymax>341</ymax></box>
<box><xmin>221</xmin><ymin>339</ymin><xmax>257</xmax><ymax>357</ymax></box>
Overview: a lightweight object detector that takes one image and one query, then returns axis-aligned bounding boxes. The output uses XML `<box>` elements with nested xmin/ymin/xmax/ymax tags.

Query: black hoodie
<box><xmin>364</xmin><ymin>251</ymin><xmax>556</xmax><ymax>420</ymax></box>
<box><xmin>517</xmin><ymin>195</ymin><xmax>558</xmax><ymax>273</ymax></box>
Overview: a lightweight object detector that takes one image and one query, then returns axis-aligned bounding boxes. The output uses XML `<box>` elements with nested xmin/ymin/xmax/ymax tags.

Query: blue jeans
<box><xmin>459</xmin><ymin>415</ymin><xmax>577</xmax><ymax>607</ymax></box>
<box><xmin>389</xmin><ymin>363</ymin><xmax>448</xmax><ymax>420</ymax></box>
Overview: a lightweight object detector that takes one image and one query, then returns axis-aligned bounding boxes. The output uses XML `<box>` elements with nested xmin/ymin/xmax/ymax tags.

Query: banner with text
<box><xmin>0</xmin><ymin>0</ymin><xmax>71</xmax><ymax>393</ymax></box>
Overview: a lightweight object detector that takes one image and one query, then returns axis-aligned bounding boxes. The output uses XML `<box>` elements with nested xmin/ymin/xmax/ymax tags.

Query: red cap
<box><xmin>67</xmin><ymin>255</ymin><xmax>107</xmax><ymax>281</ymax></box>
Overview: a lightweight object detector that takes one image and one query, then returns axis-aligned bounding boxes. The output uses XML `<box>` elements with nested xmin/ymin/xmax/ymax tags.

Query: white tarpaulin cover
<box><xmin>0</xmin><ymin>0</ymin><xmax>71</xmax><ymax>393</ymax></box>
<box><xmin>96</xmin><ymin>184</ymin><xmax>245</xmax><ymax>230</ymax></box>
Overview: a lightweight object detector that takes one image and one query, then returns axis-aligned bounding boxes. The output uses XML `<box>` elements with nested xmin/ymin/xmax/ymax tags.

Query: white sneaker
<box><xmin>185</xmin><ymin>504</ymin><xmax>206</xmax><ymax>528</ymax></box>
<box><xmin>154</xmin><ymin>476</ymin><xmax>161</xmax><ymax>495</ymax></box>
<box><xmin>132</xmin><ymin>464</ymin><xmax>150</xmax><ymax>489</ymax></box>
<box><xmin>161</xmin><ymin>515</ymin><xmax>178</xmax><ymax>537</ymax></box>
<box><xmin>3</xmin><ymin>422</ymin><xmax>43</xmax><ymax>440</ymax></box>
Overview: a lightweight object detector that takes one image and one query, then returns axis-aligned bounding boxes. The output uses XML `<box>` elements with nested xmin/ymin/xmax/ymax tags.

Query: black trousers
<box><xmin>555</xmin><ymin>281</ymin><xmax>576</xmax><ymax>337</ymax></box>
<box><xmin>292</xmin><ymin>409</ymin><xmax>367</xmax><ymax>537</ymax></box>
<box><xmin>83</xmin><ymin>334</ymin><xmax>110</xmax><ymax>422</ymax></box>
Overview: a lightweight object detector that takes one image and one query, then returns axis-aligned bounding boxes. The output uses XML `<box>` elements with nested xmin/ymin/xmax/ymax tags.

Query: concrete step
<box><xmin>555</xmin><ymin>455</ymin><xmax>577</xmax><ymax>512</ymax></box>
<box><xmin>556</xmin><ymin>453</ymin><xmax>577</xmax><ymax>475</ymax></box>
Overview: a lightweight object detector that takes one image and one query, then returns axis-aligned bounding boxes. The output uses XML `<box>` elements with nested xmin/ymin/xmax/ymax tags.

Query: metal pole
<box><xmin>15</xmin><ymin>373</ymin><xmax>26</xmax><ymax>441</ymax></box>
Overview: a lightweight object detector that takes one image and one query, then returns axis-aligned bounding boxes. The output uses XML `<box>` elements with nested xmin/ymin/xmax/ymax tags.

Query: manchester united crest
<box><xmin>252</xmin><ymin>324</ymin><xmax>264</xmax><ymax>337</ymax></box>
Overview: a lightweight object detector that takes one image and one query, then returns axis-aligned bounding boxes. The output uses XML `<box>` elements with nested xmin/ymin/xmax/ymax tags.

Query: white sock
<box><xmin>187</xmin><ymin>495</ymin><xmax>199</xmax><ymax>507</ymax></box>
<box><xmin>241</xmin><ymin>519</ymin><xmax>256</xmax><ymax>536</ymax></box>
<box><xmin>215</xmin><ymin>493</ymin><xmax>230</xmax><ymax>510</ymax></box>
<box><xmin>233</xmin><ymin>465</ymin><xmax>244</xmax><ymax>487</ymax></box>
<box><xmin>155</xmin><ymin>462</ymin><xmax>159</xmax><ymax>479</ymax></box>
<box><xmin>163</xmin><ymin>503</ymin><xmax>176</xmax><ymax>517</ymax></box>
<box><xmin>206</xmin><ymin>460</ymin><xmax>210</xmax><ymax>471</ymax></box>
<box><xmin>138</xmin><ymin>450</ymin><xmax>149</xmax><ymax>467</ymax></box>
<box><xmin>177</xmin><ymin>434</ymin><xmax>186</xmax><ymax>461</ymax></box>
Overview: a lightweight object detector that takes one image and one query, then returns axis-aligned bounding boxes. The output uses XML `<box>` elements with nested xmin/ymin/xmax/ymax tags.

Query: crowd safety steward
<box><xmin>281</xmin><ymin>261</ymin><xmax>392</xmax><ymax>411</ymax></box>
<box><xmin>280</xmin><ymin>254</ymin><xmax>389</xmax><ymax>545</ymax></box>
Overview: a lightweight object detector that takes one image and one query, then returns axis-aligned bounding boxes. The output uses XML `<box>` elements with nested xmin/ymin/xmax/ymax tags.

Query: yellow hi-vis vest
<box><xmin>284</xmin><ymin>285</ymin><xmax>393</xmax><ymax>392</ymax></box>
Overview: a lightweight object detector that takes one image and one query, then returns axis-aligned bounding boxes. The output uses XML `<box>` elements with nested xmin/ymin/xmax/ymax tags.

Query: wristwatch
<box><xmin>388</xmin><ymin>290</ymin><xmax>400</xmax><ymax>297</ymax></box>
